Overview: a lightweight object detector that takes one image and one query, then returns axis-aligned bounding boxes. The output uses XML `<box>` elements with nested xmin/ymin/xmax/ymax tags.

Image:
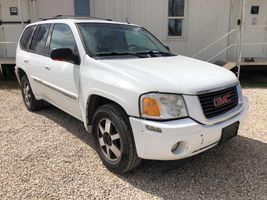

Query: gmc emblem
<box><xmin>213</xmin><ymin>94</ymin><xmax>232</xmax><ymax>107</ymax></box>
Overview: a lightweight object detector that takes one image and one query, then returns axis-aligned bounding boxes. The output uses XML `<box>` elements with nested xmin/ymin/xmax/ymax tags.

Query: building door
<box><xmin>242</xmin><ymin>0</ymin><xmax>267</xmax><ymax>59</ymax></box>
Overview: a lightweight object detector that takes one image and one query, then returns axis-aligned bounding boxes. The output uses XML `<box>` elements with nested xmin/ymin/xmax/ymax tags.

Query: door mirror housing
<box><xmin>50</xmin><ymin>48</ymin><xmax>80</xmax><ymax>65</ymax></box>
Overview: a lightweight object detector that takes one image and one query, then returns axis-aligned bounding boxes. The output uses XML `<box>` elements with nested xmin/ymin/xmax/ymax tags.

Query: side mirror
<box><xmin>50</xmin><ymin>48</ymin><xmax>80</xmax><ymax>65</ymax></box>
<box><xmin>164</xmin><ymin>46</ymin><xmax>170</xmax><ymax>51</ymax></box>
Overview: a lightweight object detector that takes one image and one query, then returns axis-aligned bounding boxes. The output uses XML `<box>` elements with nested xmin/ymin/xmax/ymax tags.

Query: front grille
<box><xmin>198</xmin><ymin>86</ymin><xmax>238</xmax><ymax>119</ymax></box>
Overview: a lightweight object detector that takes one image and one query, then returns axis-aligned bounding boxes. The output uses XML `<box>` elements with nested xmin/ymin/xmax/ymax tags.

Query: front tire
<box><xmin>92</xmin><ymin>104</ymin><xmax>141</xmax><ymax>173</ymax></box>
<box><xmin>21</xmin><ymin>76</ymin><xmax>43</xmax><ymax>111</ymax></box>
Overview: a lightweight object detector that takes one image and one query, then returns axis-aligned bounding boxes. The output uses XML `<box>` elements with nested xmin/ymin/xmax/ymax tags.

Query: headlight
<box><xmin>140</xmin><ymin>93</ymin><xmax>188</xmax><ymax>120</ymax></box>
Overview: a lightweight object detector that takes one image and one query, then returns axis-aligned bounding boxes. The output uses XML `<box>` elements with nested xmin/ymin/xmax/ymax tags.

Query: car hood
<box><xmin>100</xmin><ymin>55</ymin><xmax>238</xmax><ymax>95</ymax></box>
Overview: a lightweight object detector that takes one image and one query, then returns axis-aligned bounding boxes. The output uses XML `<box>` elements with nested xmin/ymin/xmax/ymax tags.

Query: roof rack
<box><xmin>41</xmin><ymin>15</ymin><xmax>112</xmax><ymax>21</ymax></box>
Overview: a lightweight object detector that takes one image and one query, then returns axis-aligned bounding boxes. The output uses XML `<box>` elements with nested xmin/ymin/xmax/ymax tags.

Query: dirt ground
<box><xmin>0</xmin><ymin>67</ymin><xmax>266</xmax><ymax>199</ymax></box>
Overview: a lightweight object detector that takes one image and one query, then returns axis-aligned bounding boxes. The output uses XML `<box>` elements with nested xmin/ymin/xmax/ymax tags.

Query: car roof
<box><xmin>29</xmin><ymin>16</ymin><xmax>138</xmax><ymax>27</ymax></box>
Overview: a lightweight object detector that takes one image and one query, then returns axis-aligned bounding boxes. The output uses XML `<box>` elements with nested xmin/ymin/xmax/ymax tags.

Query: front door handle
<box><xmin>23</xmin><ymin>59</ymin><xmax>29</xmax><ymax>63</ymax></box>
<box><xmin>45</xmin><ymin>66</ymin><xmax>51</xmax><ymax>71</ymax></box>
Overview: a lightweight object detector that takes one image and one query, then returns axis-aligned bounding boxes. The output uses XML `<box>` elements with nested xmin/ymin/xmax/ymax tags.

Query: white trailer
<box><xmin>0</xmin><ymin>0</ymin><xmax>266</xmax><ymax>78</ymax></box>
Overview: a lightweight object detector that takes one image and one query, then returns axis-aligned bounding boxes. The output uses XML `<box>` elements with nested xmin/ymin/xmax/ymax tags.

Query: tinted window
<box><xmin>20</xmin><ymin>25</ymin><xmax>35</xmax><ymax>50</ymax></box>
<box><xmin>50</xmin><ymin>24</ymin><xmax>77</xmax><ymax>53</ymax></box>
<box><xmin>30</xmin><ymin>24</ymin><xmax>51</xmax><ymax>54</ymax></box>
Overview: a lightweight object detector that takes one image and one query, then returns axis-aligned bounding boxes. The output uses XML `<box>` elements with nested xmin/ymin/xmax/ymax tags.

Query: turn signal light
<box><xmin>142</xmin><ymin>97</ymin><xmax>160</xmax><ymax>117</ymax></box>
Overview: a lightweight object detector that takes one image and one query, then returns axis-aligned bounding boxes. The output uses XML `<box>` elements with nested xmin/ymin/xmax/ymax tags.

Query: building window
<box><xmin>168</xmin><ymin>0</ymin><xmax>185</xmax><ymax>37</ymax></box>
<box><xmin>74</xmin><ymin>0</ymin><xmax>90</xmax><ymax>16</ymax></box>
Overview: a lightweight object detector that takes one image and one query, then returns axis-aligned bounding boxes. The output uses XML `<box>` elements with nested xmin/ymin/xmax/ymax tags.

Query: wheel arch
<box><xmin>86</xmin><ymin>94</ymin><xmax>129</xmax><ymax>128</ymax></box>
<box><xmin>15</xmin><ymin>67</ymin><xmax>28</xmax><ymax>85</ymax></box>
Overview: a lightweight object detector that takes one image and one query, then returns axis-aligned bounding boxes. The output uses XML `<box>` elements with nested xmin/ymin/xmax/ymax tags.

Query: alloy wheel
<box><xmin>97</xmin><ymin>118</ymin><xmax>122</xmax><ymax>162</ymax></box>
<box><xmin>23</xmin><ymin>82</ymin><xmax>31</xmax><ymax>107</ymax></box>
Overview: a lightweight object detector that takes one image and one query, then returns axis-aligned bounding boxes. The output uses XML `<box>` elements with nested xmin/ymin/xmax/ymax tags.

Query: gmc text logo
<box><xmin>213</xmin><ymin>94</ymin><xmax>232</xmax><ymax>107</ymax></box>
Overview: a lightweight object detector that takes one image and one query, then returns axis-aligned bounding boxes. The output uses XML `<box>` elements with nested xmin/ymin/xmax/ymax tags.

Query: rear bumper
<box><xmin>130</xmin><ymin>96</ymin><xmax>249</xmax><ymax>160</ymax></box>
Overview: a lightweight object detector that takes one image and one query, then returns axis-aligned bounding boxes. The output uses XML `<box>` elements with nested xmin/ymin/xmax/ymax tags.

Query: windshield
<box><xmin>77</xmin><ymin>23</ymin><xmax>175</xmax><ymax>58</ymax></box>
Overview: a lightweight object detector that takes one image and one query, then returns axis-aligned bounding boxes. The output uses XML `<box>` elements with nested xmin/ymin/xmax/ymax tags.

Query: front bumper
<box><xmin>130</xmin><ymin>96</ymin><xmax>249</xmax><ymax>160</ymax></box>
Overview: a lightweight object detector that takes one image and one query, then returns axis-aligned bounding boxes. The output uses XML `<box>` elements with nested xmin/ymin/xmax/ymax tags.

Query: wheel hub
<box><xmin>23</xmin><ymin>82</ymin><xmax>31</xmax><ymax>106</ymax></box>
<box><xmin>103</xmin><ymin>132</ymin><xmax>112</xmax><ymax>146</ymax></box>
<box><xmin>97</xmin><ymin>118</ymin><xmax>122</xmax><ymax>162</ymax></box>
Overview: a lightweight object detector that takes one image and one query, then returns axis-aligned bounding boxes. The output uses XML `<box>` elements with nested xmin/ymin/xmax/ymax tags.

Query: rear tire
<box><xmin>20</xmin><ymin>76</ymin><xmax>44</xmax><ymax>111</ymax></box>
<box><xmin>92</xmin><ymin>104</ymin><xmax>141</xmax><ymax>173</ymax></box>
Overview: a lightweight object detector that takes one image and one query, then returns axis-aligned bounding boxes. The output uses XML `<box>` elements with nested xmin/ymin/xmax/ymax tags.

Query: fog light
<box><xmin>145</xmin><ymin>125</ymin><xmax>162</xmax><ymax>133</ymax></box>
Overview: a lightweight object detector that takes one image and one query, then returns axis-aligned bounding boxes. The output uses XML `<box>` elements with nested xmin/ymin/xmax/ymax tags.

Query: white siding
<box><xmin>186</xmin><ymin>0</ymin><xmax>232</xmax><ymax>61</ymax></box>
<box><xmin>91</xmin><ymin>0</ymin><xmax>234</xmax><ymax>62</ymax></box>
<box><xmin>0</xmin><ymin>0</ymin><xmax>31</xmax><ymax>57</ymax></box>
<box><xmin>0</xmin><ymin>0</ymin><xmax>30</xmax><ymax>21</ymax></box>
<box><xmin>35</xmin><ymin>0</ymin><xmax>74</xmax><ymax>20</ymax></box>
<box><xmin>228</xmin><ymin>0</ymin><xmax>242</xmax><ymax>60</ymax></box>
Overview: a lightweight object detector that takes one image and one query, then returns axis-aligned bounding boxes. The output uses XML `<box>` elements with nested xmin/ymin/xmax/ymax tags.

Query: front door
<box><xmin>42</xmin><ymin>23</ymin><xmax>82</xmax><ymax>119</ymax></box>
<box><xmin>242</xmin><ymin>0</ymin><xmax>267</xmax><ymax>58</ymax></box>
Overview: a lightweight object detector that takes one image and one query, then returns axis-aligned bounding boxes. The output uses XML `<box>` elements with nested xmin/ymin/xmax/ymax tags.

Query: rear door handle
<box><xmin>45</xmin><ymin>66</ymin><xmax>51</xmax><ymax>71</ymax></box>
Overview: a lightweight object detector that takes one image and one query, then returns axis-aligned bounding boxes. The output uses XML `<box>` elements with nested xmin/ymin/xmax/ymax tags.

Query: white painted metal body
<box><xmin>16</xmin><ymin>19</ymin><xmax>248</xmax><ymax>160</ymax></box>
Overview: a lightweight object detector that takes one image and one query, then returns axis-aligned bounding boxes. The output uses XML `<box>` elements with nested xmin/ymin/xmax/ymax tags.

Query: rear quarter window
<box><xmin>20</xmin><ymin>25</ymin><xmax>36</xmax><ymax>50</ymax></box>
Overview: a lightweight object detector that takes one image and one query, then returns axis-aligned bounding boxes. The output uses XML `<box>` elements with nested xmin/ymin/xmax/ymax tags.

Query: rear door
<box><xmin>41</xmin><ymin>23</ymin><xmax>82</xmax><ymax>119</ymax></box>
<box><xmin>27</xmin><ymin>23</ymin><xmax>51</xmax><ymax>98</ymax></box>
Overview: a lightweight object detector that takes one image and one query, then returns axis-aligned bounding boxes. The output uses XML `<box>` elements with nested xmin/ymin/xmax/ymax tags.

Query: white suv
<box><xmin>16</xmin><ymin>17</ymin><xmax>248</xmax><ymax>173</ymax></box>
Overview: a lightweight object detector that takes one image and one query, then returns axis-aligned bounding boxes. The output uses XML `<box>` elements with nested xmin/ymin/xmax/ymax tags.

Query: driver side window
<box><xmin>49</xmin><ymin>24</ymin><xmax>78</xmax><ymax>54</ymax></box>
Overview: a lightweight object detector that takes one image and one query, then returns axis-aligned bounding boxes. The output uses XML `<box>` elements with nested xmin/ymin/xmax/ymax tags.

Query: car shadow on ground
<box><xmin>35</xmin><ymin>105</ymin><xmax>267</xmax><ymax>199</ymax></box>
<box><xmin>0</xmin><ymin>79</ymin><xmax>19</xmax><ymax>89</ymax></box>
<box><xmin>239</xmin><ymin>65</ymin><xmax>267</xmax><ymax>88</ymax></box>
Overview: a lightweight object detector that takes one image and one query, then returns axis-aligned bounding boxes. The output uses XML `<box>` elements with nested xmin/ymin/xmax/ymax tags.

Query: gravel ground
<box><xmin>0</xmin><ymin>69</ymin><xmax>267</xmax><ymax>199</ymax></box>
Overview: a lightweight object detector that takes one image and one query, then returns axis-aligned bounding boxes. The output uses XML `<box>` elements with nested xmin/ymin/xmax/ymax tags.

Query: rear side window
<box><xmin>20</xmin><ymin>25</ymin><xmax>36</xmax><ymax>50</ymax></box>
<box><xmin>49</xmin><ymin>24</ymin><xmax>77</xmax><ymax>53</ymax></box>
<box><xmin>30</xmin><ymin>24</ymin><xmax>51</xmax><ymax>54</ymax></box>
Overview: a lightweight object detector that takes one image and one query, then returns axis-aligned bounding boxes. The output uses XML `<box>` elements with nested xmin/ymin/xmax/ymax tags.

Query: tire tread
<box><xmin>21</xmin><ymin>76</ymin><xmax>44</xmax><ymax>111</ymax></box>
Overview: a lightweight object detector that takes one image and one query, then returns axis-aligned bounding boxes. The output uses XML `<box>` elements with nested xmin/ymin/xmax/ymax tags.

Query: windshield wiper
<box><xmin>94</xmin><ymin>51</ymin><xmax>176</xmax><ymax>58</ymax></box>
<box><xmin>94</xmin><ymin>51</ymin><xmax>143</xmax><ymax>58</ymax></box>
<box><xmin>137</xmin><ymin>51</ymin><xmax>175</xmax><ymax>56</ymax></box>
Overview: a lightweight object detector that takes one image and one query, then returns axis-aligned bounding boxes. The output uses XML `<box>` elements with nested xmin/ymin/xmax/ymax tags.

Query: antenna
<box><xmin>126</xmin><ymin>17</ymin><xmax>130</xmax><ymax>24</ymax></box>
